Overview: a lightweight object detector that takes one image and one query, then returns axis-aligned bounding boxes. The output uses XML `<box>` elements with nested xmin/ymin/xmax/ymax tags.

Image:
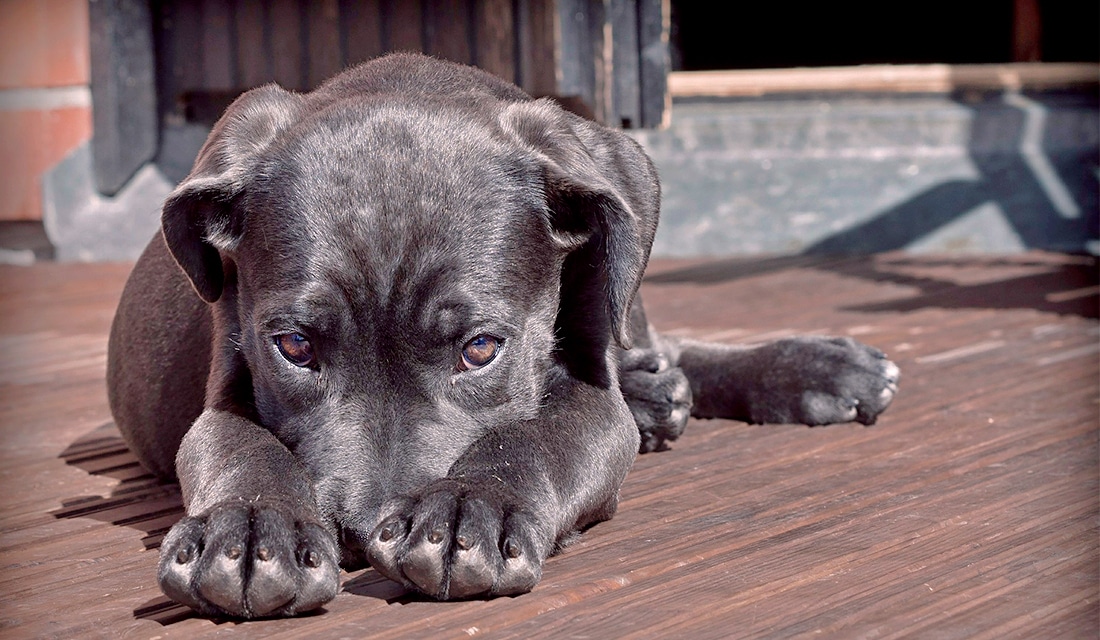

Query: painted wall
<box><xmin>0</xmin><ymin>0</ymin><xmax>93</xmax><ymax>221</ymax></box>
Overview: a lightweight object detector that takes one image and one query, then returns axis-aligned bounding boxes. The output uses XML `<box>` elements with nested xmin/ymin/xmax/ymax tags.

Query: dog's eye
<box><xmin>275</xmin><ymin>332</ymin><xmax>315</xmax><ymax>367</ymax></box>
<box><xmin>459</xmin><ymin>335</ymin><xmax>500</xmax><ymax>371</ymax></box>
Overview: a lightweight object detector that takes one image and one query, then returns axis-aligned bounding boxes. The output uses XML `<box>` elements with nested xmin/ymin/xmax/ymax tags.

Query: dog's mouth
<box><xmin>338</xmin><ymin>526</ymin><xmax>375</xmax><ymax>571</ymax></box>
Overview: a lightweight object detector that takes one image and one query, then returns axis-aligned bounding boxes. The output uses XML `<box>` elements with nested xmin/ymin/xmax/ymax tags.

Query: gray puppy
<box><xmin>107</xmin><ymin>53</ymin><xmax>898</xmax><ymax>618</ymax></box>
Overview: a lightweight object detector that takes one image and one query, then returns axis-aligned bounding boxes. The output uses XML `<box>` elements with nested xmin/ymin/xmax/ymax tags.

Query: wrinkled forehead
<box><xmin>235</xmin><ymin>103</ymin><xmax>557</xmax><ymax>312</ymax></box>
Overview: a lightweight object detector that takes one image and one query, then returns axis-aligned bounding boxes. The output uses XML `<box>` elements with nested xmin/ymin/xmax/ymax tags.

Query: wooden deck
<box><xmin>1</xmin><ymin>253</ymin><xmax>1097</xmax><ymax>638</ymax></box>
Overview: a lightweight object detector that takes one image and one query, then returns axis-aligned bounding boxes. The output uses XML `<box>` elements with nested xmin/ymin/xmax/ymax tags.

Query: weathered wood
<box><xmin>516</xmin><ymin>0</ymin><xmax>558</xmax><ymax>97</ymax></box>
<box><xmin>610</xmin><ymin>0</ymin><xmax>641</xmax><ymax>128</ymax></box>
<box><xmin>474</xmin><ymin>0</ymin><xmax>516</xmax><ymax>83</ymax></box>
<box><xmin>637</xmin><ymin>0</ymin><xmax>669</xmax><ymax>128</ymax></box>
<box><xmin>555</xmin><ymin>0</ymin><xmax>597</xmax><ymax>114</ymax></box>
<box><xmin>158</xmin><ymin>0</ymin><xmax>205</xmax><ymax>100</ymax></box>
<box><xmin>199</xmin><ymin>0</ymin><xmax>235</xmax><ymax>90</ymax></box>
<box><xmin>1</xmin><ymin>253</ymin><xmax>1094</xmax><ymax>637</ymax></box>
<box><xmin>88</xmin><ymin>0</ymin><xmax>158</xmax><ymax>195</ymax></box>
<box><xmin>152</xmin><ymin>0</ymin><xmax>669</xmax><ymax>129</ymax></box>
<box><xmin>234</xmin><ymin>0</ymin><xmax>270</xmax><ymax>88</ymax></box>
<box><xmin>306</xmin><ymin>0</ymin><xmax>343</xmax><ymax>87</ymax></box>
<box><xmin>385</xmin><ymin>0</ymin><xmax>423</xmax><ymax>53</ymax></box>
<box><xmin>424</xmin><ymin>0</ymin><xmax>472</xmax><ymax>65</ymax></box>
<box><xmin>269</xmin><ymin>0</ymin><xmax>306</xmax><ymax>90</ymax></box>
<box><xmin>341</xmin><ymin>0</ymin><xmax>384</xmax><ymax>67</ymax></box>
<box><xmin>668</xmin><ymin>62</ymin><xmax>1100</xmax><ymax>98</ymax></box>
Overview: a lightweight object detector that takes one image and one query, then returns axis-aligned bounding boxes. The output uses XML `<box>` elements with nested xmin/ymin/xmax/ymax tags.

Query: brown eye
<box><xmin>275</xmin><ymin>332</ymin><xmax>314</xmax><ymax>367</ymax></box>
<box><xmin>460</xmin><ymin>335</ymin><xmax>500</xmax><ymax>371</ymax></box>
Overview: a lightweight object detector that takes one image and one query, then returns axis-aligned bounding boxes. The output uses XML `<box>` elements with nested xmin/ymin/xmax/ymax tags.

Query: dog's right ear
<box><xmin>161</xmin><ymin>85</ymin><xmax>303</xmax><ymax>302</ymax></box>
<box><xmin>499</xmin><ymin>99</ymin><xmax>661</xmax><ymax>387</ymax></box>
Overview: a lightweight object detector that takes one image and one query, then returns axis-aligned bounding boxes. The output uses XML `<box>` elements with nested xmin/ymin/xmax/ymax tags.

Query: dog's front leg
<box><xmin>157</xmin><ymin>409</ymin><xmax>339</xmax><ymax>618</ymax></box>
<box><xmin>364</xmin><ymin>381</ymin><xmax>638</xmax><ymax>600</ymax></box>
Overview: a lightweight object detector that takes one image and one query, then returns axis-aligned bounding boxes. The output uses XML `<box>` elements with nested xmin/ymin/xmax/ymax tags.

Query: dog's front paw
<box><xmin>751</xmin><ymin>336</ymin><xmax>900</xmax><ymax>426</ymax></box>
<box><xmin>158</xmin><ymin>503</ymin><xmax>339</xmax><ymax>618</ymax></box>
<box><xmin>365</xmin><ymin>480</ymin><xmax>549</xmax><ymax>599</ymax></box>
<box><xmin>620</xmin><ymin>349</ymin><xmax>693</xmax><ymax>452</ymax></box>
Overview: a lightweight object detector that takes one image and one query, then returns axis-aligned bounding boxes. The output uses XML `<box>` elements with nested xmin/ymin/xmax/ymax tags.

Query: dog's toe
<box><xmin>447</xmin><ymin>498</ymin><xmax>503</xmax><ymax>598</ymax></box>
<box><xmin>157</xmin><ymin>504</ymin><xmax>339</xmax><ymax>618</ymax></box>
<box><xmin>366</xmin><ymin>482</ymin><xmax>546</xmax><ymax>600</ymax></box>
<box><xmin>490</xmin><ymin>512</ymin><xmax>543</xmax><ymax>596</ymax></box>
<box><xmin>746</xmin><ymin>336</ymin><xmax>900</xmax><ymax>426</ymax></box>
<box><xmin>620</xmin><ymin>354</ymin><xmax>693</xmax><ymax>453</ymax></box>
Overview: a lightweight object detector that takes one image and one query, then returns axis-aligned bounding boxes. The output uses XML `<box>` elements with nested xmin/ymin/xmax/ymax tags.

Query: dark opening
<box><xmin>670</xmin><ymin>1</ymin><xmax>1099</xmax><ymax>71</ymax></box>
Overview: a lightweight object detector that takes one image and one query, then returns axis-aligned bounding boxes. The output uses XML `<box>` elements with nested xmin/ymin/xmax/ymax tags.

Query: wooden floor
<box><xmin>1</xmin><ymin>253</ymin><xmax>1096</xmax><ymax>638</ymax></box>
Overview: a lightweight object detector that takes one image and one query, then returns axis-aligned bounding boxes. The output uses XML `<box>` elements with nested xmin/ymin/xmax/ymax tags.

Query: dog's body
<box><xmin>107</xmin><ymin>53</ymin><xmax>898</xmax><ymax>618</ymax></box>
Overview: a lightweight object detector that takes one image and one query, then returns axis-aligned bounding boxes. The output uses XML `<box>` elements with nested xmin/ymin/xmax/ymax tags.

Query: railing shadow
<box><xmin>803</xmin><ymin>91</ymin><xmax>1098</xmax><ymax>255</ymax></box>
<box><xmin>645</xmin><ymin>253</ymin><xmax>1098</xmax><ymax>319</ymax></box>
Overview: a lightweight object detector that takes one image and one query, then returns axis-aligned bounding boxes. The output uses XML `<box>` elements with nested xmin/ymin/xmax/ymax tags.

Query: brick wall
<box><xmin>0</xmin><ymin>0</ymin><xmax>92</xmax><ymax>221</ymax></box>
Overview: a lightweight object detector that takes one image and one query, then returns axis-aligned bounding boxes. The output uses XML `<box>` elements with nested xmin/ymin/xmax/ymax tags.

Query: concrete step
<box><xmin>631</xmin><ymin>91</ymin><xmax>1099</xmax><ymax>256</ymax></box>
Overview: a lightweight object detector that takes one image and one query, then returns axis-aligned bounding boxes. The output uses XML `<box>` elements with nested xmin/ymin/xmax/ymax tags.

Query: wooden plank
<box><xmin>473</xmin><ymin>0</ymin><xmax>516</xmax><ymax>83</ymax></box>
<box><xmin>637</xmin><ymin>0</ymin><xmax>669</xmax><ymax>128</ymax></box>
<box><xmin>234</xmin><ymin>0</ymin><xmax>270</xmax><ymax>88</ymax></box>
<box><xmin>341</xmin><ymin>0</ymin><xmax>383</xmax><ymax>67</ymax></box>
<box><xmin>88</xmin><ymin>0</ymin><xmax>158</xmax><ymax>195</ymax></box>
<box><xmin>609</xmin><ymin>0</ymin><xmax>640</xmax><ymax>128</ymax></box>
<box><xmin>0</xmin><ymin>253</ymin><xmax>1096</xmax><ymax>637</ymax></box>
<box><xmin>516</xmin><ymin>0</ymin><xmax>557</xmax><ymax>97</ymax></box>
<box><xmin>269</xmin><ymin>0</ymin><xmax>305</xmax><ymax>90</ymax></box>
<box><xmin>156</xmin><ymin>0</ymin><xmax>205</xmax><ymax>116</ymax></box>
<box><xmin>555</xmin><ymin>0</ymin><xmax>594</xmax><ymax>104</ymax></box>
<box><xmin>590</xmin><ymin>0</ymin><xmax>611</xmax><ymax>124</ymax></box>
<box><xmin>385</xmin><ymin>0</ymin><xmax>423</xmax><ymax>53</ymax></box>
<box><xmin>200</xmin><ymin>0</ymin><xmax>236</xmax><ymax>91</ymax></box>
<box><xmin>306</xmin><ymin>0</ymin><xmax>342</xmax><ymax>87</ymax></box>
<box><xmin>424</xmin><ymin>0</ymin><xmax>472</xmax><ymax>64</ymax></box>
<box><xmin>668</xmin><ymin>62</ymin><xmax>1100</xmax><ymax>98</ymax></box>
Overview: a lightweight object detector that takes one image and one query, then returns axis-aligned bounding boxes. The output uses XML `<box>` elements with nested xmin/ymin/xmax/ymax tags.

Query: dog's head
<box><xmin>160</xmin><ymin>66</ymin><xmax>658</xmax><ymax>564</ymax></box>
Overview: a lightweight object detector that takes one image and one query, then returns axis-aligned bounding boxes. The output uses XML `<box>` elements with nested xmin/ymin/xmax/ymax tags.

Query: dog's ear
<box><xmin>501</xmin><ymin>100</ymin><xmax>660</xmax><ymax>381</ymax></box>
<box><xmin>161</xmin><ymin>85</ymin><xmax>303</xmax><ymax>302</ymax></box>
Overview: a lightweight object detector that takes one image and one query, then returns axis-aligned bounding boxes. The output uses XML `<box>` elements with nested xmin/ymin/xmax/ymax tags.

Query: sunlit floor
<box><xmin>1</xmin><ymin>252</ymin><xmax>1096</xmax><ymax>638</ymax></box>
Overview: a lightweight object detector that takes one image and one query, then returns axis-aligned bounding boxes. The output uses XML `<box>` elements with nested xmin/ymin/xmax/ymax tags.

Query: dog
<box><xmin>106</xmin><ymin>53</ymin><xmax>899</xmax><ymax>618</ymax></box>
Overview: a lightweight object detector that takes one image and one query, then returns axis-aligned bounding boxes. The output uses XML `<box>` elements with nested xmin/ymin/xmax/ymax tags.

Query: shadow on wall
<box><xmin>644</xmin><ymin>89</ymin><xmax>1100</xmax><ymax>315</ymax></box>
<box><xmin>638</xmin><ymin>88</ymin><xmax>1099</xmax><ymax>257</ymax></box>
<box><xmin>804</xmin><ymin>91</ymin><xmax>1099</xmax><ymax>255</ymax></box>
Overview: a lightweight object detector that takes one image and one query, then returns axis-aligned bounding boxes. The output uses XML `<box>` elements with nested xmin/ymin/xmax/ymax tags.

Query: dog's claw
<box><xmin>157</xmin><ymin>504</ymin><xmax>339</xmax><ymax>618</ymax></box>
<box><xmin>752</xmin><ymin>336</ymin><xmax>900</xmax><ymax>426</ymax></box>
<box><xmin>364</xmin><ymin>483</ymin><xmax>545</xmax><ymax>600</ymax></box>
<box><xmin>504</xmin><ymin>539</ymin><xmax>521</xmax><ymax>559</ymax></box>
<box><xmin>620</xmin><ymin>348</ymin><xmax>693</xmax><ymax>453</ymax></box>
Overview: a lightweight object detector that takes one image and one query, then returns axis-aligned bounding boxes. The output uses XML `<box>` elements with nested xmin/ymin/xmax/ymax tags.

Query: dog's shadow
<box><xmin>54</xmin><ymin>422</ymin><xmax>182</xmax><ymax>550</ymax></box>
<box><xmin>53</xmin><ymin>422</ymin><xmax>200</xmax><ymax>624</ymax></box>
<box><xmin>54</xmin><ymin>423</ymin><xmax>416</xmax><ymax>624</ymax></box>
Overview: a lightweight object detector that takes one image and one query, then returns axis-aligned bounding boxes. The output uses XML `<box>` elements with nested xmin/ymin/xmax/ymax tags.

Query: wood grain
<box><xmin>0</xmin><ymin>253</ymin><xmax>1095</xmax><ymax>637</ymax></box>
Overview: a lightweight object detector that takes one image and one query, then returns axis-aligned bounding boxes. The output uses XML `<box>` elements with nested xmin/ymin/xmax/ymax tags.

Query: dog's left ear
<box><xmin>161</xmin><ymin>84</ymin><xmax>304</xmax><ymax>302</ymax></box>
<box><xmin>501</xmin><ymin>100</ymin><xmax>660</xmax><ymax>381</ymax></box>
